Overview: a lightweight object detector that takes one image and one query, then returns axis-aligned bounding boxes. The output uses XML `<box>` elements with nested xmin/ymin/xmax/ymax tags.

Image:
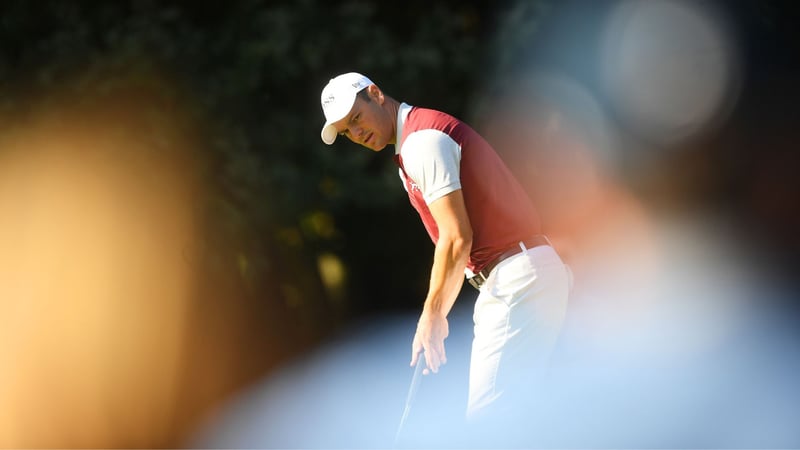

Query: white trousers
<box><xmin>467</xmin><ymin>243</ymin><xmax>570</xmax><ymax>420</ymax></box>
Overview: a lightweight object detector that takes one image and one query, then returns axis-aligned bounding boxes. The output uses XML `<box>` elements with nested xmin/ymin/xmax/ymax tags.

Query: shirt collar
<box><xmin>394</xmin><ymin>102</ymin><xmax>413</xmax><ymax>155</ymax></box>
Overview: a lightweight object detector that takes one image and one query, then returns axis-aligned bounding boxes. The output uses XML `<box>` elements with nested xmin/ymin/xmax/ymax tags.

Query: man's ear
<box><xmin>368</xmin><ymin>84</ymin><xmax>385</xmax><ymax>104</ymax></box>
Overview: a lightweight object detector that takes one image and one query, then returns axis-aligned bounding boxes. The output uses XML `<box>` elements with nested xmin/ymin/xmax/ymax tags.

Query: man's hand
<box><xmin>411</xmin><ymin>310</ymin><xmax>449</xmax><ymax>374</ymax></box>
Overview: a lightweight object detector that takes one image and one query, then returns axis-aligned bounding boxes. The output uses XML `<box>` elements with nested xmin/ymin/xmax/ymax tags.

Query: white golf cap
<box><xmin>320</xmin><ymin>72</ymin><xmax>374</xmax><ymax>145</ymax></box>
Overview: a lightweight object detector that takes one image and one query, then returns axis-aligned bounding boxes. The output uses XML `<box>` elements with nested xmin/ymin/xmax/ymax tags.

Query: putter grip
<box><xmin>409</xmin><ymin>352</ymin><xmax>425</xmax><ymax>391</ymax></box>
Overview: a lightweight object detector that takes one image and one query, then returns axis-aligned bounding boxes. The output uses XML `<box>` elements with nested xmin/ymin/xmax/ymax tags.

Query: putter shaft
<box><xmin>393</xmin><ymin>352</ymin><xmax>426</xmax><ymax>446</ymax></box>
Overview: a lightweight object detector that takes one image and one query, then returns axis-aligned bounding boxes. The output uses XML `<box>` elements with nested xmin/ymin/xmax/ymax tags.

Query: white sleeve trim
<box><xmin>398</xmin><ymin>168</ymin><xmax>408</xmax><ymax>192</ymax></box>
<box><xmin>401</xmin><ymin>129</ymin><xmax>462</xmax><ymax>204</ymax></box>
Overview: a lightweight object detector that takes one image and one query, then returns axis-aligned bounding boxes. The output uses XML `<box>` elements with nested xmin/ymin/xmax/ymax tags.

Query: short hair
<box><xmin>356</xmin><ymin>89</ymin><xmax>371</xmax><ymax>102</ymax></box>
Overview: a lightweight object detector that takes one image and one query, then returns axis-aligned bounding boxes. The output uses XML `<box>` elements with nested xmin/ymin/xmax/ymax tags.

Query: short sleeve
<box><xmin>400</xmin><ymin>129</ymin><xmax>462</xmax><ymax>204</ymax></box>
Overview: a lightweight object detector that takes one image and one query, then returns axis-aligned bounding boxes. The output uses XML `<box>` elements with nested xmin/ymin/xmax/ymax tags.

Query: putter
<box><xmin>393</xmin><ymin>352</ymin><xmax>426</xmax><ymax>447</ymax></box>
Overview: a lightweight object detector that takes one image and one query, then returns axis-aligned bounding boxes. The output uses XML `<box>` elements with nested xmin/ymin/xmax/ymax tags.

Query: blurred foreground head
<box><xmin>0</xmin><ymin>67</ymin><xmax>275</xmax><ymax>448</ymax></box>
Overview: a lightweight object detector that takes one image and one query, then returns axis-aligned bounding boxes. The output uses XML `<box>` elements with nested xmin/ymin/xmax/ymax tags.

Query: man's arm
<box><xmin>411</xmin><ymin>188</ymin><xmax>472</xmax><ymax>374</ymax></box>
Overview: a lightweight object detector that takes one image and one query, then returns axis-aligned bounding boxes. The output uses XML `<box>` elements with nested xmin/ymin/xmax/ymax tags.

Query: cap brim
<box><xmin>321</xmin><ymin>122</ymin><xmax>338</xmax><ymax>145</ymax></box>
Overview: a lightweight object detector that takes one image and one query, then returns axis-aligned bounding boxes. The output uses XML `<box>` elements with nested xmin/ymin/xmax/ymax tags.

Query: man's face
<box><xmin>332</xmin><ymin>87</ymin><xmax>393</xmax><ymax>151</ymax></box>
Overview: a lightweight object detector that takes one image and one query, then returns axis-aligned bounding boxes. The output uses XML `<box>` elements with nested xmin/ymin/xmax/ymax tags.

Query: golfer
<box><xmin>319</xmin><ymin>72</ymin><xmax>570</xmax><ymax>426</ymax></box>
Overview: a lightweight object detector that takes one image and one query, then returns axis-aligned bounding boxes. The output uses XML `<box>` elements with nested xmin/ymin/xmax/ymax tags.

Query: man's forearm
<box><xmin>423</xmin><ymin>233</ymin><xmax>471</xmax><ymax>317</ymax></box>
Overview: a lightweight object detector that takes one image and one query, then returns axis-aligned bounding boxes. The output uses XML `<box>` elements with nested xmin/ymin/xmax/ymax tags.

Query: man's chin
<box><xmin>369</xmin><ymin>142</ymin><xmax>387</xmax><ymax>152</ymax></box>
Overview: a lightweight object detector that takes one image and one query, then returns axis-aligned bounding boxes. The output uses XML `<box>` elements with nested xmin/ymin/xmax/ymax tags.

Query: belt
<box><xmin>467</xmin><ymin>235</ymin><xmax>551</xmax><ymax>290</ymax></box>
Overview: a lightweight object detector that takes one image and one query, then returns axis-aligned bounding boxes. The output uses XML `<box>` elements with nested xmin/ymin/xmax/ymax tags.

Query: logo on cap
<box><xmin>322</xmin><ymin>94</ymin><xmax>336</xmax><ymax>110</ymax></box>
